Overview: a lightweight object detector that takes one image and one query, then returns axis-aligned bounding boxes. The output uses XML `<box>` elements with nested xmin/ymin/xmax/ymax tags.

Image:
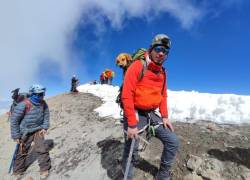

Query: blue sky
<box><xmin>68</xmin><ymin>1</ymin><xmax>250</xmax><ymax>95</ymax></box>
<box><xmin>0</xmin><ymin>0</ymin><xmax>250</xmax><ymax>106</ymax></box>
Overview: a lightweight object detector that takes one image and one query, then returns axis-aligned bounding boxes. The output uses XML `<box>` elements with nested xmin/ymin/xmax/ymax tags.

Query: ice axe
<box><xmin>123</xmin><ymin>137</ymin><xmax>135</xmax><ymax>180</ymax></box>
<box><xmin>123</xmin><ymin>130</ymin><xmax>149</xmax><ymax>145</ymax></box>
<box><xmin>8</xmin><ymin>143</ymin><xmax>20</xmax><ymax>174</ymax></box>
<box><xmin>122</xmin><ymin>130</ymin><xmax>150</xmax><ymax>180</ymax></box>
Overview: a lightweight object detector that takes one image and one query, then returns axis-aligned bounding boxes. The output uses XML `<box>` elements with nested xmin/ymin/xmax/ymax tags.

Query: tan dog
<box><xmin>116</xmin><ymin>53</ymin><xmax>133</xmax><ymax>69</ymax></box>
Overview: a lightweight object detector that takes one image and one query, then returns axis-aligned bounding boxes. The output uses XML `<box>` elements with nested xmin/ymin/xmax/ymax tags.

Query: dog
<box><xmin>116</xmin><ymin>53</ymin><xmax>133</xmax><ymax>70</ymax></box>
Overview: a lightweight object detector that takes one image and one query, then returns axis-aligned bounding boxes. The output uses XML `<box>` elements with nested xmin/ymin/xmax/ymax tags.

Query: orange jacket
<box><xmin>105</xmin><ymin>70</ymin><xmax>112</xmax><ymax>78</ymax></box>
<box><xmin>122</xmin><ymin>59</ymin><xmax>168</xmax><ymax>127</ymax></box>
<box><xmin>104</xmin><ymin>69</ymin><xmax>114</xmax><ymax>78</ymax></box>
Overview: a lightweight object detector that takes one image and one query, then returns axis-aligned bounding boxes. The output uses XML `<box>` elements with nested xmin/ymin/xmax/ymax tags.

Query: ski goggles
<box><xmin>153</xmin><ymin>46</ymin><xmax>169</xmax><ymax>55</ymax></box>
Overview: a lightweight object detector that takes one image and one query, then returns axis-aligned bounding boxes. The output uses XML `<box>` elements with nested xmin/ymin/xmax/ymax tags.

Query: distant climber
<box><xmin>8</xmin><ymin>88</ymin><xmax>20</xmax><ymax>116</ymax></box>
<box><xmin>92</xmin><ymin>80</ymin><xmax>97</xmax><ymax>85</ymax></box>
<box><xmin>100</xmin><ymin>72</ymin><xmax>105</xmax><ymax>84</ymax></box>
<box><xmin>71</xmin><ymin>75</ymin><xmax>79</xmax><ymax>93</ymax></box>
<box><xmin>101</xmin><ymin>69</ymin><xmax>115</xmax><ymax>85</ymax></box>
<box><xmin>8</xmin><ymin>88</ymin><xmax>30</xmax><ymax>118</ymax></box>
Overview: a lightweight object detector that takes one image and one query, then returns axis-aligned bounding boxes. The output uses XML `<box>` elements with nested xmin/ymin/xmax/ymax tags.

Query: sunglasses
<box><xmin>154</xmin><ymin>46</ymin><xmax>169</xmax><ymax>54</ymax></box>
<box><xmin>35</xmin><ymin>92</ymin><xmax>45</xmax><ymax>97</ymax></box>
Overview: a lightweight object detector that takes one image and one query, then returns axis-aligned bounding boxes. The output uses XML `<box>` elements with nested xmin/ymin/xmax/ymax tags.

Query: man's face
<box><xmin>150</xmin><ymin>46</ymin><xmax>169</xmax><ymax>65</ymax></box>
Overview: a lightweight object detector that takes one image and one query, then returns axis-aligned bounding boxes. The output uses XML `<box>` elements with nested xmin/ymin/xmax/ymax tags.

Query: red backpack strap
<box><xmin>24</xmin><ymin>99</ymin><xmax>32</xmax><ymax>113</ymax></box>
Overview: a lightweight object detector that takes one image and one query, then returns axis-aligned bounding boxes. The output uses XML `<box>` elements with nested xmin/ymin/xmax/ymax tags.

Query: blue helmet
<box><xmin>29</xmin><ymin>84</ymin><xmax>46</xmax><ymax>94</ymax></box>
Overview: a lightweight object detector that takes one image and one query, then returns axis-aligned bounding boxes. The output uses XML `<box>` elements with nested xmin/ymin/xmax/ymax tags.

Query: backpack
<box><xmin>9</xmin><ymin>90</ymin><xmax>31</xmax><ymax>115</ymax></box>
<box><xmin>115</xmin><ymin>48</ymin><xmax>166</xmax><ymax>111</ymax></box>
<box><xmin>131</xmin><ymin>48</ymin><xmax>146</xmax><ymax>61</ymax></box>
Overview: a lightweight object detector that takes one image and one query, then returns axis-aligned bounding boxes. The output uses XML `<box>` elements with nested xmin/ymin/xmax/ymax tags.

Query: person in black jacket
<box><xmin>71</xmin><ymin>75</ymin><xmax>79</xmax><ymax>93</ymax></box>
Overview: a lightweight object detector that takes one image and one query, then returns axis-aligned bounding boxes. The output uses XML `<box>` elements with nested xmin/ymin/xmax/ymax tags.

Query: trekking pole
<box><xmin>123</xmin><ymin>138</ymin><xmax>135</xmax><ymax>180</ymax></box>
<box><xmin>8</xmin><ymin>143</ymin><xmax>20</xmax><ymax>174</ymax></box>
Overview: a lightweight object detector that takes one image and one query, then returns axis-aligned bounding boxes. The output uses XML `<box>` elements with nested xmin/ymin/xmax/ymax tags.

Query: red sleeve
<box><xmin>159</xmin><ymin>73</ymin><xmax>168</xmax><ymax>118</ymax></box>
<box><xmin>122</xmin><ymin>61</ymin><xmax>143</xmax><ymax>127</ymax></box>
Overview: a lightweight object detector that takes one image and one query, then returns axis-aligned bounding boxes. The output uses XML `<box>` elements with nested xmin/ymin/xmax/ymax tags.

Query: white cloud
<box><xmin>0</xmin><ymin>0</ymin><xmax>84</xmax><ymax>97</ymax></box>
<box><xmin>85</xmin><ymin>0</ymin><xmax>203</xmax><ymax>29</ymax></box>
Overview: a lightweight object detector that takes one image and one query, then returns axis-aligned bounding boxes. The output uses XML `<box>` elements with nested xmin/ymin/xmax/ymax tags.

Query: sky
<box><xmin>78</xmin><ymin>84</ymin><xmax>250</xmax><ymax>124</ymax></box>
<box><xmin>0</xmin><ymin>0</ymin><xmax>250</xmax><ymax>112</ymax></box>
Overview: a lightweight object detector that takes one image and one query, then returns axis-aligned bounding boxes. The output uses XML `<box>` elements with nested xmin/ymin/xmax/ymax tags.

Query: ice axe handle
<box><xmin>8</xmin><ymin>143</ymin><xmax>20</xmax><ymax>174</ymax></box>
<box><xmin>123</xmin><ymin>138</ymin><xmax>135</xmax><ymax>180</ymax></box>
<box><xmin>123</xmin><ymin>130</ymin><xmax>149</xmax><ymax>145</ymax></box>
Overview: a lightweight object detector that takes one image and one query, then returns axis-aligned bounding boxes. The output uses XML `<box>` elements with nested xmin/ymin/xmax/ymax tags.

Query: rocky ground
<box><xmin>0</xmin><ymin>92</ymin><xmax>249</xmax><ymax>180</ymax></box>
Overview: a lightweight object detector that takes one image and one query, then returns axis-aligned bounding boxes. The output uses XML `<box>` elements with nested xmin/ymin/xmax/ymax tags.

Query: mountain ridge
<box><xmin>0</xmin><ymin>92</ymin><xmax>249</xmax><ymax>179</ymax></box>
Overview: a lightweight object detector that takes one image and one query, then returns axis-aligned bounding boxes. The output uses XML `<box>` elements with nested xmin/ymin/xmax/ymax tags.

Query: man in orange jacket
<box><xmin>121</xmin><ymin>34</ymin><xmax>179</xmax><ymax>180</ymax></box>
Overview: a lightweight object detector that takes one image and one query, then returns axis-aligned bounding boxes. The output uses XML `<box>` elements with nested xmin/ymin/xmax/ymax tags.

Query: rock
<box><xmin>26</xmin><ymin>176</ymin><xmax>34</xmax><ymax>180</ymax></box>
<box><xmin>197</xmin><ymin>158</ymin><xmax>224</xmax><ymax>173</ymax></box>
<box><xmin>197</xmin><ymin>158</ymin><xmax>224</xmax><ymax>180</ymax></box>
<box><xmin>240</xmin><ymin>166</ymin><xmax>250</xmax><ymax>180</ymax></box>
<box><xmin>200</xmin><ymin>169</ymin><xmax>222</xmax><ymax>180</ymax></box>
<box><xmin>240</xmin><ymin>136</ymin><xmax>249</xmax><ymax>141</ymax></box>
<box><xmin>206</xmin><ymin>123</ymin><xmax>218</xmax><ymax>131</ymax></box>
<box><xmin>187</xmin><ymin>155</ymin><xmax>203</xmax><ymax>172</ymax></box>
<box><xmin>183</xmin><ymin>173</ymin><xmax>203</xmax><ymax>180</ymax></box>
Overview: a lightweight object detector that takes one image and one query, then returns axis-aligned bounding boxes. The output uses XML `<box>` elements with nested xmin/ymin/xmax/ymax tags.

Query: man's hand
<box><xmin>163</xmin><ymin>118</ymin><xmax>174</xmax><ymax>132</ymax></box>
<box><xmin>39</xmin><ymin>129</ymin><xmax>47</xmax><ymax>137</ymax></box>
<box><xmin>127</xmin><ymin>127</ymin><xmax>138</xmax><ymax>139</ymax></box>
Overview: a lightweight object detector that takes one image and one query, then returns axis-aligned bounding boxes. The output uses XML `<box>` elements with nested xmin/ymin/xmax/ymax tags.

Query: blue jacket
<box><xmin>10</xmin><ymin>99</ymin><xmax>50</xmax><ymax>139</ymax></box>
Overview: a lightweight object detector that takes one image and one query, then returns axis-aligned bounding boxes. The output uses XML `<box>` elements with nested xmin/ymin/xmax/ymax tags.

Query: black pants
<box><xmin>71</xmin><ymin>84</ymin><xmax>78</xmax><ymax>92</ymax></box>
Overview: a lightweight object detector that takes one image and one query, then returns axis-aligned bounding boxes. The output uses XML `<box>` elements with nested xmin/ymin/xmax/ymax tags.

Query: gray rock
<box><xmin>183</xmin><ymin>173</ymin><xmax>203</xmax><ymax>180</ymax></box>
<box><xmin>187</xmin><ymin>155</ymin><xmax>203</xmax><ymax>172</ymax></box>
<box><xmin>200</xmin><ymin>169</ymin><xmax>222</xmax><ymax>180</ymax></box>
<box><xmin>197</xmin><ymin>158</ymin><xmax>224</xmax><ymax>180</ymax></box>
<box><xmin>240</xmin><ymin>166</ymin><xmax>250</xmax><ymax>180</ymax></box>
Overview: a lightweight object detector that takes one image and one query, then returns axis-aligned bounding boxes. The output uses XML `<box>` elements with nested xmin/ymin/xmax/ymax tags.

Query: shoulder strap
<box><xmin>24</xmin><ymin>99</ymin><xmax>32</xmax><ymax>113</ymax></box>
<box><xmin>138</xmin><ymin>59</ymin><xmax>147</xmax><ymax>81</ymax></box>
<box><xmin>24</xmin><ymin>99</ymin><xmax>46</xmax><ymax>113</ymax></box>
<box><xmin>161</xmin><ymin>67</ymin><xmax>166</xmax><ymax>95</ymax></box>
<box><xmin>41</xmin><ymin>100</ymin><xmax>46</xmax><ymax>110</ymax></box>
